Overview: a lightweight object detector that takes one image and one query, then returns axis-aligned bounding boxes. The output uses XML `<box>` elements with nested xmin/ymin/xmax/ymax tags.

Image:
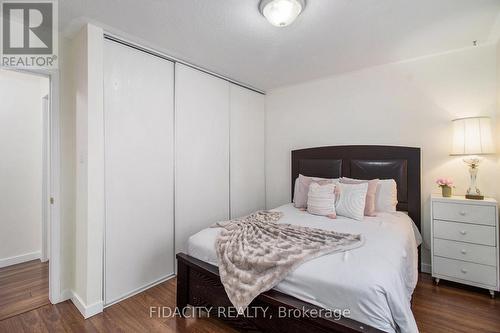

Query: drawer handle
<box><xmin>460</xmin><ymin>249</ymin><xmax>467</xmax><ymax>255</ymax></box>
<box><xmin>459</xmin><ymin>211</ymin><xmax>467</xmax><ymax>216</ymax></box>
<box><xmin>461</xmin><ymin>268</ymin><xmax>468</xmax><ymax>274</ymax></box>
<box><xmin>460</xmin><ymin>230</ymin><xmax>467</xmax><ymax>235</ymax></box>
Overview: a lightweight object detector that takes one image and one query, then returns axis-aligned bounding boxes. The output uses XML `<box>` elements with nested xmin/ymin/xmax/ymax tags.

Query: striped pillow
<box><xmin>293</xmin><ymin>174</ymin><xmax>339</xmax><ymax>208</ymax></box>
<box><xmin>306</xmin><ymin>182</ymin><xmax>337</xmax><ymax>219</ymax></box>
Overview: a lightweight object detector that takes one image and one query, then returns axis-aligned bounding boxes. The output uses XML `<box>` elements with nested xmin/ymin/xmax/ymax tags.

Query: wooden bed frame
<box><xmin>177</xmin><ymin>145</ymin><xmax>421</xmax><ymax>333</ymax></box>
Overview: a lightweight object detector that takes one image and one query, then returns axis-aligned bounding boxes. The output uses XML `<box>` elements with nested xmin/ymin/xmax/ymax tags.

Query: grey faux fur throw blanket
<box><xmin>213</xmin><ymin>210</ymin><xmax>363</xmax><ymax>311</ymax></box>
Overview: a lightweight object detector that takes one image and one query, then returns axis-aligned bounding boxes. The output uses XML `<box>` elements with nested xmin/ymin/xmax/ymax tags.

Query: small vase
<box><xmin>441</xmin><ymin>186</ymin><xmax>452</xmax><ymax>198</ymax></box>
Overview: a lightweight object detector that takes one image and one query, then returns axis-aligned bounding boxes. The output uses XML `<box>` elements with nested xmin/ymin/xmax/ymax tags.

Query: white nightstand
<box><xmin>431</xmin><ymin>195</ymin><xmax>499</xmax><ymax>298</ymax></box>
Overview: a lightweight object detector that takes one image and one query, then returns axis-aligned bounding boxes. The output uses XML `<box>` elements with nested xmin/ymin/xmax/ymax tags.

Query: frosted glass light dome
<box><xmin>259</xmin><ymin>0</ymin><xmax>305</xmax><ymax>27</ymax></box>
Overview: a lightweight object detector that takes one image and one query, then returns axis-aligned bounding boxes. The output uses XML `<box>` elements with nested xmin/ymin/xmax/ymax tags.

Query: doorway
<box><xmin>0</xmin><ymin>69</ymin><xmax>51</xmax><ymax>320</ymax></box>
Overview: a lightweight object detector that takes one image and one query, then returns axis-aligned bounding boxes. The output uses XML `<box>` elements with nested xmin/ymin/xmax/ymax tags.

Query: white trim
<box><xmin>70</xmin><ymin>291</ymin><xmax>104</xmax><ymax>319</ymax></box>
<box><xmin>172</xmin><ymin>63</ymin><xmax>177</xmax><ymax>274</ymax></box>
<box><xmin>104</xmin><ymin>274</ymin><xmax>175</xmax><ymax>307</ymax></box>
<box><xmin>57</xmin><ymin>289</ymin><xmax>73</xmax><ymax>303</ymax></box>
<box><xmin>103</xmin><ymin>33</ymin><xmax>265</xmax><ymax>95</ymax></box>
<box><xmin>41</xmin><ymin>95</ymin><xmax>50</xmax><ymax>262</ymax></box>
<box><xmin>228</xmin><ymin>83</ymin><xmax>232</xmax><ymax>219</ymax></box>
<box><xmin>0</xmin><ymin>252</ymin><xmax>41</xmax><ymax>268</ymax></box>
<box><xmin>47</xmin><ymin>70</ymin><xmax>62</xmax><ymax>305</ymax></box>
<box><xmin>4</xmin><ymin>68</ymin><xmax>62</xmax><ymax>304</ymax></box>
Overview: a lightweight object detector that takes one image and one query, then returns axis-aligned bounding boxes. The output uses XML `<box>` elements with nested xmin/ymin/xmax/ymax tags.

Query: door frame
<box><xmin>10</xmin><ymin>68</ymin><xmax>62</xmax><ymax>304</ymax></box>
<box><xmin>41</xmin><ymin>94</ymin><xmax>50</xmax><ymax>262</ymax></box>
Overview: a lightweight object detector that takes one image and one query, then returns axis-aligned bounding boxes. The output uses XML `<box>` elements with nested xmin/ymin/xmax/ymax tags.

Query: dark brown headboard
<box><xmin>291</xmin><ymin>145</ymin><xmax>421</xmax><ymax>232</ymax></box>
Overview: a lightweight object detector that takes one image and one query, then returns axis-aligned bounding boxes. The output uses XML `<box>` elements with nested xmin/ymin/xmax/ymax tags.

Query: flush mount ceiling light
<box><xmin>259</xmin><ymin>0</ymin><xmax>306</xmax><ymax>27</ymax></box>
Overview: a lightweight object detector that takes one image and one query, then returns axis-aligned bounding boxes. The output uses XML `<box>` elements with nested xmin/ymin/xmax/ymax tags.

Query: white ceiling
<box><xmin>60</xmin><ymin>0</ymin><xmax>500</xmax><ymax>91</ymax></box>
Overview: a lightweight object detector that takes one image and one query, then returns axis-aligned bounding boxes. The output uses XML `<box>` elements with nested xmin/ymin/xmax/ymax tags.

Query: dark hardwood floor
<box><xmin>1</xmin><ymin>273</ymin><xmax>499</xmax><ymax>332</ymax></box>
<box><xmin>0</xmin><ymin>278</ymin><xmax>235</xmax><ymax>333</ymax></box>
<box><xmin>413</xmin><ymin>274</ymin><xmax>500</xmax><ymax>333</ymax></box>
<box><xmin>0</xmin><ymin>260</ymin><xmax>49</xmax><ymax>321</ymax></box>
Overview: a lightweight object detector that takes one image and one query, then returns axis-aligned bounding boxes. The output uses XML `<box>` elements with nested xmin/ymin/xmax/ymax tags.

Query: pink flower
<box><xmin>436</xmin><ymin>178</ymin><xmax>453</xmax><ymax>187</ymax></box>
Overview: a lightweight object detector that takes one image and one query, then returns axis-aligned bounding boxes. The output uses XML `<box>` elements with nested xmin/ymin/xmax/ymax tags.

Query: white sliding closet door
<box><xmin>175</xmin><ymin>64</ymin><xmax>230</xmax><ymax>255</ymax></box>
<box><xmin>230</xmin><ymin>84</ymin><xmax>266</xmax><ymax>218</ymax></box>
<box><xmin>104</xmin><ymin>41</ymin><xmax>174</xmax><ymax>305</ymax></box>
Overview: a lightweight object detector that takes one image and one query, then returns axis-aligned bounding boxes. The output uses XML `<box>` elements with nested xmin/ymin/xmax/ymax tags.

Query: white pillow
<box><xmin>375</xmin><ymin>179</ymin><xmax>398</xmax><ymax>212</ymax></box>
<box><xmin>335</xmin><ymin>182</ymin><xmax>368</xmax><ymax>221</ymax></box>
<box><xmin>306</xmin><ymin>182</ymin><xmax>337</xmax><ymax>218</ymax></box>
<box><xmin>293</xmin><ymin>174</ymin><xmax>339</xmax><ymax>208</ymax></box>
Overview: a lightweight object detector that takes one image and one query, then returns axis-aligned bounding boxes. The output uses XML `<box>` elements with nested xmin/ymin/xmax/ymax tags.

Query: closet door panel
<box><xmin>230</xmin><ymin>85</ymin><xmax>266</xmax><ymax>218</ymax></box>
<box><xmin>104</xmin><ymin>41</ymin><xmax>174</xmax><ymax>304</ymax></box>
<box><xmin>175</xmin><ymin>64</ymin><xmax>230</xmax><ymax>255</ymax></box>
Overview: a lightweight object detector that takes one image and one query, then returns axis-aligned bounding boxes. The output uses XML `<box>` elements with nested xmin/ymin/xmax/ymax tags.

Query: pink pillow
<box><xmin>340</xmin><ymin>178</ymin><xmax>379</xmax><ymax>216</ymax></box>
<box><xmin>293</xmin><ymin>174</ymin><xmax>338</xmax><ymax>208</ymax></box>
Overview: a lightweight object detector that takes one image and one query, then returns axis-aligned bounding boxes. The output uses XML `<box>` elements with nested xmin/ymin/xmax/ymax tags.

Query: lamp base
<box><xmin>465</xmin><ymin>194</ymin><xmax>484</xmax><ymax>200</ymax></box>
<box><xmin>464</xmin><ymin>157</ymin><xmax>484</xmax><ymax>200</ymax></box>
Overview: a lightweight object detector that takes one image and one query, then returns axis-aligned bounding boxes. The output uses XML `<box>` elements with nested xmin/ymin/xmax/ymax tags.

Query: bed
<box><xmin>176</xmin><ymin>145</ymin><xmax>422</xmax><ymax>333</ymax></box>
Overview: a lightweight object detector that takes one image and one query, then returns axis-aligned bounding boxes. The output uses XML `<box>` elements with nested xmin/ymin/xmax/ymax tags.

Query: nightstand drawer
<box><xmin>434</xmin><ymin>220</ymin><xmax>495</xmax><ymax>246</ymax></box>
<box><xmin>433</xmin><ymin>256</ymin><xmax>497</xmax><ymax>286</ymax></box>
<box><xmin>433</xmin><ymin>202</ymin><xmax>496</xmax><ymax>226</ymax></box>
<box><xmin>434</xmin><ymin>238</ymin><xmax>497</xmax><ymax>266</ymax></box>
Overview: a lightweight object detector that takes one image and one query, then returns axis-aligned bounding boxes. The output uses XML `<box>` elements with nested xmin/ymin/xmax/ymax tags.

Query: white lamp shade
<box><xmin>260</xmin><ymin>0</ymin><xmax>304</xmax><ymax>27</ymax></box>
<box><xmin>451</xmin><ymin>117</ymin><xmax>495</xmax><ymax>155</ymax></box>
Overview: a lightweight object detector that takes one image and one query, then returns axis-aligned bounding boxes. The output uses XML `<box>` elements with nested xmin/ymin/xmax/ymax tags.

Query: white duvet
<box><xmin>187</xmin><ymin>203</ymin><xmax>422</xmax><ymax>333</ymax></box>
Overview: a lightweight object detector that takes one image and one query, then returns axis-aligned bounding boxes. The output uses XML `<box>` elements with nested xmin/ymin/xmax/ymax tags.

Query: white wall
<box><xmin>62</xmin><ymin>23</ymin><xmax>104</xmax><ymax>317</ymax></box>
<box><xmin>265</xmin><ymin>44</ymin><xmax>500</xmax><ymax>269</ymax></box>
<box><xmin>497</xmin><ymin>41</ymin><xmax>500</xmax><ymax>164</ymax></box>
<box><xmin>0</xmin><ymin>69</ymin><xmax>49</xmax><ymax>267</ymax></box>
<box><xmin>84</xmin><ymin>23</ymin><xmax>105</xmax><ymax>314</ymax></box>
<box><xmin>58</xmin><ymin>34</ymin><xmax>77</xmax><ymax>299</ymax></box>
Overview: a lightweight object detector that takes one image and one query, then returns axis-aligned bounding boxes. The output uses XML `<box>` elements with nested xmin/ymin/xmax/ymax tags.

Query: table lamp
<box><xmin>450</xmin><ymin>116</ymin><xmax>495</xmax><ymax>200</ymax></box>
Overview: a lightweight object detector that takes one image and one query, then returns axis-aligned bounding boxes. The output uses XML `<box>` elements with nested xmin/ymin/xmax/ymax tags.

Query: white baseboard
<box><xmin>421</xmin><ymin>262</ymin><xmax>431</xmax><ymax>274</ymax></box>
<box><xmin>0</xmin><ymin>251</ymin><xmax>41</xmax><ymax>268</ymax></box>
<box><xmin>68</xmin><ymin>274</ymin><xmax>174</xmax><ymax>319</ymax></box>
<box><xmin>70</xmin><ymin>291</ymin><xmax>103</xmax><ymax>319</ymax></box>
<box><xmin>104</xmin><ymin>274</ymin><xmax>175</xmax><ymax>308</ymax></box>
<box><xmin>51</xmin><ymin>289</ymin><xmax>73</xmax><ymax>304</ymax></box>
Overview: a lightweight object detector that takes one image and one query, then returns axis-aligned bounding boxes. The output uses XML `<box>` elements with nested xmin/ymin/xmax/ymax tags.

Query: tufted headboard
<box><xmin>291</xmin><ymin>145</ymin><xmax>421</xmax><ymax>233</ymax></box>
